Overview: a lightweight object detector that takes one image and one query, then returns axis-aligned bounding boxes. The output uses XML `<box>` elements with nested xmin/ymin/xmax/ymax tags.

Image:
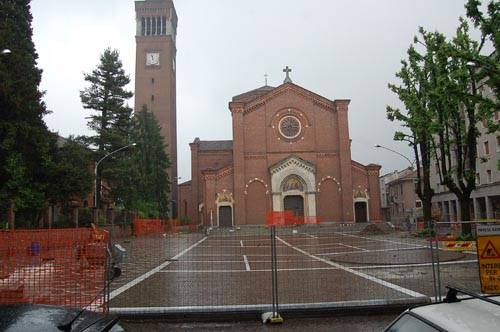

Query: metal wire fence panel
<box><xmin>4</xmin><ymin>220</ymin><xmax>491</xmax><ymax>316</ymax></box>
<box><xmin>105</xmin><ymin>221</ymin><xmax>487</xmax><ymax>316</ymax></box>
<box><xmin>0</xmin><ymin>228</ymin><xmax>110</xmax><ymax>312</ymax></box>
<box><xmin>430</xmin><ymin>221</ymin><xmax>500</xmax><ymax>299</ymax></box>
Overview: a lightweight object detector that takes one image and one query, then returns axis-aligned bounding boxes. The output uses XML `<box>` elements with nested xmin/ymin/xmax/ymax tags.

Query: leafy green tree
<box><xmin>387</xmin><ymin>38</ymin><xmax>436</xmax><ymax>223</ymax></box>
<box><xmin>46</xmin><ymin>136</ymin><xmax>93</xmax><ymax>216</ymax></box>
<box><xmin>128</xmin><ymin>106</ymin><xmax>171</xmax><ymax>218</ymax></box>
<box><xmin>80</xmin><ymin>48</ymin><xmax>133</xmax><ymax>208</ymax></box>
<box><xmin>0</xmin><ymin>0</ymin><xmax>53</xmax><ymax>228</ymax></box>
<box><xmin>465</xmin><ymin>0</ymin><xmax>499</xmax><ymax>97</ymax></box>
<box><xmin>389</xmin><ymin>13</ymin><xmax>497</xmax><ymax>233</ymax></box>
<box><xmin>424</xmin><ymin>21</ymin><xmax>496</xmax><ymax>232</ymax></box>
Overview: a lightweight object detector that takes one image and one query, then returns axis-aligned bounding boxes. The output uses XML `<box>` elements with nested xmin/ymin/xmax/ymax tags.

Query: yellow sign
<box><xmin>442</xmin><ymin>241</ymin><xmax>475</xmax><ymax>251</ymax></box>
<box><xmin>477</xmin><ymin>225</ymin><xmax>500</xmax><ymax>294</ymax></box>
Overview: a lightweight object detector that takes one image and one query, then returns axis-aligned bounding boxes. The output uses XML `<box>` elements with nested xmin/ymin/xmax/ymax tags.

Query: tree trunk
<box><xmin>73</xmin><ymin>208</ymin><xmax>79</xmax><ymax>228</ymax></box>
<box><xmin>7</xmin><ymin>200</ymin><xmax>15</xmax><ymax>229</ymax></box>
<box><xmin>422</xmin><ymin>198</ymin><xmax>432</xmax><ymax>223</ymax></box>
<box><xmin>459</xmin><ymin>196</ymin><xmax>472</xmax><ymax>235</ymax></box>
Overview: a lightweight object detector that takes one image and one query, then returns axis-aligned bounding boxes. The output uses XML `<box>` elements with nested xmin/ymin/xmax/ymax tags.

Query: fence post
<box><xmin>264</xmin><ymin>225</ymin><xmax>283</xmax><ymax>324</ymax></box>
<box><xmin>428</xmin><ymin>220</ymin><xmax>439</xmax><ymax>302</ymax></box>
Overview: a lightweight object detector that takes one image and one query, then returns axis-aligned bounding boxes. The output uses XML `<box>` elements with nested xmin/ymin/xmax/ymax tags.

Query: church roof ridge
<box><xmin>232</xmin><ymin>85</ymin><xmax>276</xmax><ymax>102</ymax></box>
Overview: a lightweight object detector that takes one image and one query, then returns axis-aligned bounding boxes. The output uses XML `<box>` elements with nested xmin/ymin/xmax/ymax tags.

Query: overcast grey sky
<box><xmin>31</xmin><ymin>0</ymin><xmax>478</xmax><ymax>181</ymax></box>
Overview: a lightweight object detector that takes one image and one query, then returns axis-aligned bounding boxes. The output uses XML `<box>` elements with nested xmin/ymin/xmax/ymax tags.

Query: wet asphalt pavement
<box><xmin>120</xmin><ymin>313</ymin><xmax>398</xmax><ymax>331</ymax></box>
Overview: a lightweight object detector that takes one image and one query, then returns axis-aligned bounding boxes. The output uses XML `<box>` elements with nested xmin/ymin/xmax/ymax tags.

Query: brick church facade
<box><xmin>179</xmin><ymin>72</ymin><xmax>382</xmax><ymax>226</ymax></box>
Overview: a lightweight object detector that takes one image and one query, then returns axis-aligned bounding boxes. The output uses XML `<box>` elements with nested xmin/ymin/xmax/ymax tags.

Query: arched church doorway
<box><xmin>284</xmin><ymin>195</ymin><xmax>304</xmax><ymax>217</ymax></box>
<box><xmin>354</xmin><ymin>202</ymin><xmax>368</xmax><ymax>223</ymax></box>
<box><xmin>218</xmin><ymin>206</ymin><xmax>233</xmax><ymax>227</ymax></box>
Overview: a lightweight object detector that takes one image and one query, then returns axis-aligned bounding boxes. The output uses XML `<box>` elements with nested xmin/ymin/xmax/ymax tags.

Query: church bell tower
<box><xmin>134</xmin><ymin>0</ymin><xmax>178</xmax><ymax>215</ymax></box>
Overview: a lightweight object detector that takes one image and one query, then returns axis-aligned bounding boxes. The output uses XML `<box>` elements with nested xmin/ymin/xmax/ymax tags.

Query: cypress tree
<box><xmin>0</xmin><ymin>0</ymin><xmax>52</xmax><ymax>228</ymax></box>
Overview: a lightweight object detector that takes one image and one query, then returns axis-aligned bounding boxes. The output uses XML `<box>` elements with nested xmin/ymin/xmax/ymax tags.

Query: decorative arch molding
<box><xmin>244</xmin><ymin>178</ymin><xmax>269</xmax><ymax>195</ymax></box>
<box><xmin>317</xmin><ymin>176</ymin><xmax>342</xmax><ymax>193</ymax></box>
<box><xmin>353</xmin><ymin>186</ymin><xmax>370</xmax><ymax>222</ymax></box>
<box><xmin>269</xmin><ymin>155</ymin><xmax>317</xmax><ymax>216</ymax></box>
<box><xmin>215</xmin><ymin>189</ymin><xmax>234</xmax><ymax>227</ymax></box>
<box><xmin>353</xmin><ymin>186</ymin><xmax>370</xmax><ymax>200</ymax></box>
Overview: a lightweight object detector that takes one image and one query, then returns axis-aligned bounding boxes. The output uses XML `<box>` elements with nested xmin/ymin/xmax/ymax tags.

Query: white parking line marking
<box><xmin>316</xmin><ymin>246</ymin><xmax>426</xmax><ymax>256</ymax></box>
<box><xmin>276</xmin><ymin>236</ymin><xmax>425</xmax><ymax>298</ymax></box>
<box><xmin>110</xmin><ymin>236</ymin><xmax>207</xmax><ymax>299</ymax></box>
<box><xmin>337</xmin><ymin>243</ymin><xmax>368</xmax><ymax>251</ymax></box>
<box><xmin>334</xmin><ymin>232</ymin><xmax>420</xmax><ymax>247</ymax></box>
<box><xmin>158</xmin><ymin>267</ymin><xmax>341</xmax><ymax>273</ymax></box>
<box><xmin>240</xmin><ymin>240</ymin><xmax>244</xmax><ymax>247</ymax></box>
<box><xmin>350</xmin><ymin>259</ymin><xmax>478</xmax><ymax>270</ymax></box>
<box><xmin>243</xmin><ymin>255</ymin><xmax>251</xmax><ymax>271</ymax></box>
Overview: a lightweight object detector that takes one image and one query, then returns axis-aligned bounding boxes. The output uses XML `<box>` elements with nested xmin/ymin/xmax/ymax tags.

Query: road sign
<box><xmin>477</xmin><ymin>224</ymin><xmax>500</xmax><ymax>236</ymax></box>
<box><xmin>477</xmin><ymin>227</ymin><xmax>500</xmax><ymax>294</ymax></box>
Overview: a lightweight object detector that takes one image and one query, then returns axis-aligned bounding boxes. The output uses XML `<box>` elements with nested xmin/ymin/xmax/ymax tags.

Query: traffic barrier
<box><xmin>0</xmin><ymin>227</ymin><xmax>110</xmax><ymax>312</ymax></box>
<box><xmin>266</xmin><ymin>211</ymin><xmax>321</xmax><ymax>226</ymax></box>
<box><xmin>133</xmin><ymin>219</ymin><xmax>165</xmax><ymax>236</ymax></box>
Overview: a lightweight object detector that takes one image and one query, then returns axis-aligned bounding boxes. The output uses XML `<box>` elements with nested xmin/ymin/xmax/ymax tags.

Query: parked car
<box><xmin>385</xmin><ymin>287</ymin><xmax>500</xmax><ymax>331</ymax></box>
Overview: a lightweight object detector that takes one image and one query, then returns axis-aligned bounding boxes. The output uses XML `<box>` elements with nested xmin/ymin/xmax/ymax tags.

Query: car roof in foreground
<box><xmin>411</xmin><ymin>296</ymin><xmax>500</xmax><ymax>332</ymax></box>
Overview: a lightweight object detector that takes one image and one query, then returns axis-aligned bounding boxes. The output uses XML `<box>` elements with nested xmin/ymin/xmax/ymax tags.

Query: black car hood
<box><xmin>0</xmin><ymin>304</ymin><xmax>124</xmax><ymax>332</ymax></box>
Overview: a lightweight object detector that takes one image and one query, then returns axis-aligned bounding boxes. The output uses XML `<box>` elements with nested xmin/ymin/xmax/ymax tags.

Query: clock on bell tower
<box><xmin>134</xmin><ymin>0</ymin><xmax>178</xmax><ymax>216</ymax></box>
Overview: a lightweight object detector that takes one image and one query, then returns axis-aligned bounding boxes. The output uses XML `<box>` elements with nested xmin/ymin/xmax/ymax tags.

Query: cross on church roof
<box><xmin>283</xmin><ymin>66</ymin><xmax>292</xmax><ymax>83</ymax></box>
<box><xmin>264</xmin><ymin>73</ymin><xmax>268</xmax><ymax>86</ymax></box>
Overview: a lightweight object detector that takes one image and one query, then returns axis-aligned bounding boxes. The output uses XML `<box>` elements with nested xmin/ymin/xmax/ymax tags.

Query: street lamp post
<box><xmin>374</xmin><ymin>144</ymin><xmax>414</xmax><ymax>169</ymax></box>
<box><xmin>93</xmin><ymin>143</ymin><xmax>136</xmax><ymax>223</ymax></box>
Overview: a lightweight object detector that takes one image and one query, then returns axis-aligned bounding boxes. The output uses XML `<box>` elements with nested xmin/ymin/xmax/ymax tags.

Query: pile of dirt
<box><xmin>358</xmin><ymin>223</ymin><xmax>392</xmax><ymax>236</ymax></box>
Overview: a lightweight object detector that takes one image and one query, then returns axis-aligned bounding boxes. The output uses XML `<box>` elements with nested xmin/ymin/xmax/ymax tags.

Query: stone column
<box><xmin>449</xmin><ymin>200</ymin><xmax>456</xmax><ymax>222</ymax></box>
<box><xmin>367</xmin><ymin>164</ymin><xmax>382</xmax><ymax>221</ymax></box>
<box><xmin>272</xmin><ymin>192</ymin><xmax>282</xmax><ymax>211</ymax></box>
<box><xmin>486</xmin><ymin>196</ymin><xmax>493</xmax><ymax>219</ymax></box>
<box><xmin>189</xmin><ymin>139</ymin><xmax>200</xmax><ymax>224</ymax></box>
<box><xmin>335</xmin><ymin>100</ymin><xmax>354</xmax><ymax>222</ymax></box>
<box><xmin>230</xmin><ymin>102</ymin><xmax>246</xmax><ymax>225</ymax></box>
<box><xmin>306</xmin><ymin>192</ymin><xmax>317</xmax><ymax>217</ymax></box>
<box><xmin>473</xmin><ymin>198</ymin><xmax>480</xmax><ymax>220</ymax></box>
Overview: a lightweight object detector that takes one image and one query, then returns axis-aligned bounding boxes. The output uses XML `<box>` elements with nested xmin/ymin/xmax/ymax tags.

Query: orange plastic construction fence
<box><xmin>133</xmin><ymin>219</ymin><xmax>165</xmax><ymax>236</ymax></box>
<box><xmin>266</xmin><ymin>211</ymin><xmax>321</xmax><ymax>226</ymax></box>
<box><xmin>0</xmin><ymin>227</ymin><xmax>110</xmax><ymax>312</ymax></box>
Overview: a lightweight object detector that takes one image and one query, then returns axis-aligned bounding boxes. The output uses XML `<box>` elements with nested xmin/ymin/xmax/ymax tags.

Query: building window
<box><xmin>162</xmin><ymin>16</ymin><xmax>167</xmax><ymax>35</ymax></box>
<box><xmin>141</xmin><ymin>17</ymin><xmax>146</xmax><ymax>36</ymax></box>
<box><xmin>415</xmin><ymin>200</ymin><xmax>422</xmax><ymax>208</ymax></box>
<box><xmin>146</xmin><ymin>17</ymin><xmax>151</xmax><ymax>36</ymax></box>
<box><xmin>484</xmin><ymin>141</ymin><xmax>490</xmax><ymax>155</ymax></box>
<box><xmin>152</xmin><ymin>17</ymin><xmax>157</xmax><ymax>35</ymax></box>
<box><xmin>487</xmin><ymin>170</ymin><xmax>492</xmax><ymax>183</ymax></box>
<box><xmin>151</xmin><ymin>94</ymin><xmax>155</xmax><ymax>101</ymax></box>
<box><xmin>476</xmin><ymin>173</ymin><xmax>481</xmax><ymax>185</ymax></box>
<box><xmin>496</xmin><ymin>136</ymin><xmax>500</xmax><ymax>151</ymax></box>
<box><xmin>151</xmin><ymin>78</ymin><xmax>155</xmax><ymax>84</ymax></box>
<box><xmin>156</xmin><ymin>16</ymin><xmax>161</xmax><ymax>35</ymax></box>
